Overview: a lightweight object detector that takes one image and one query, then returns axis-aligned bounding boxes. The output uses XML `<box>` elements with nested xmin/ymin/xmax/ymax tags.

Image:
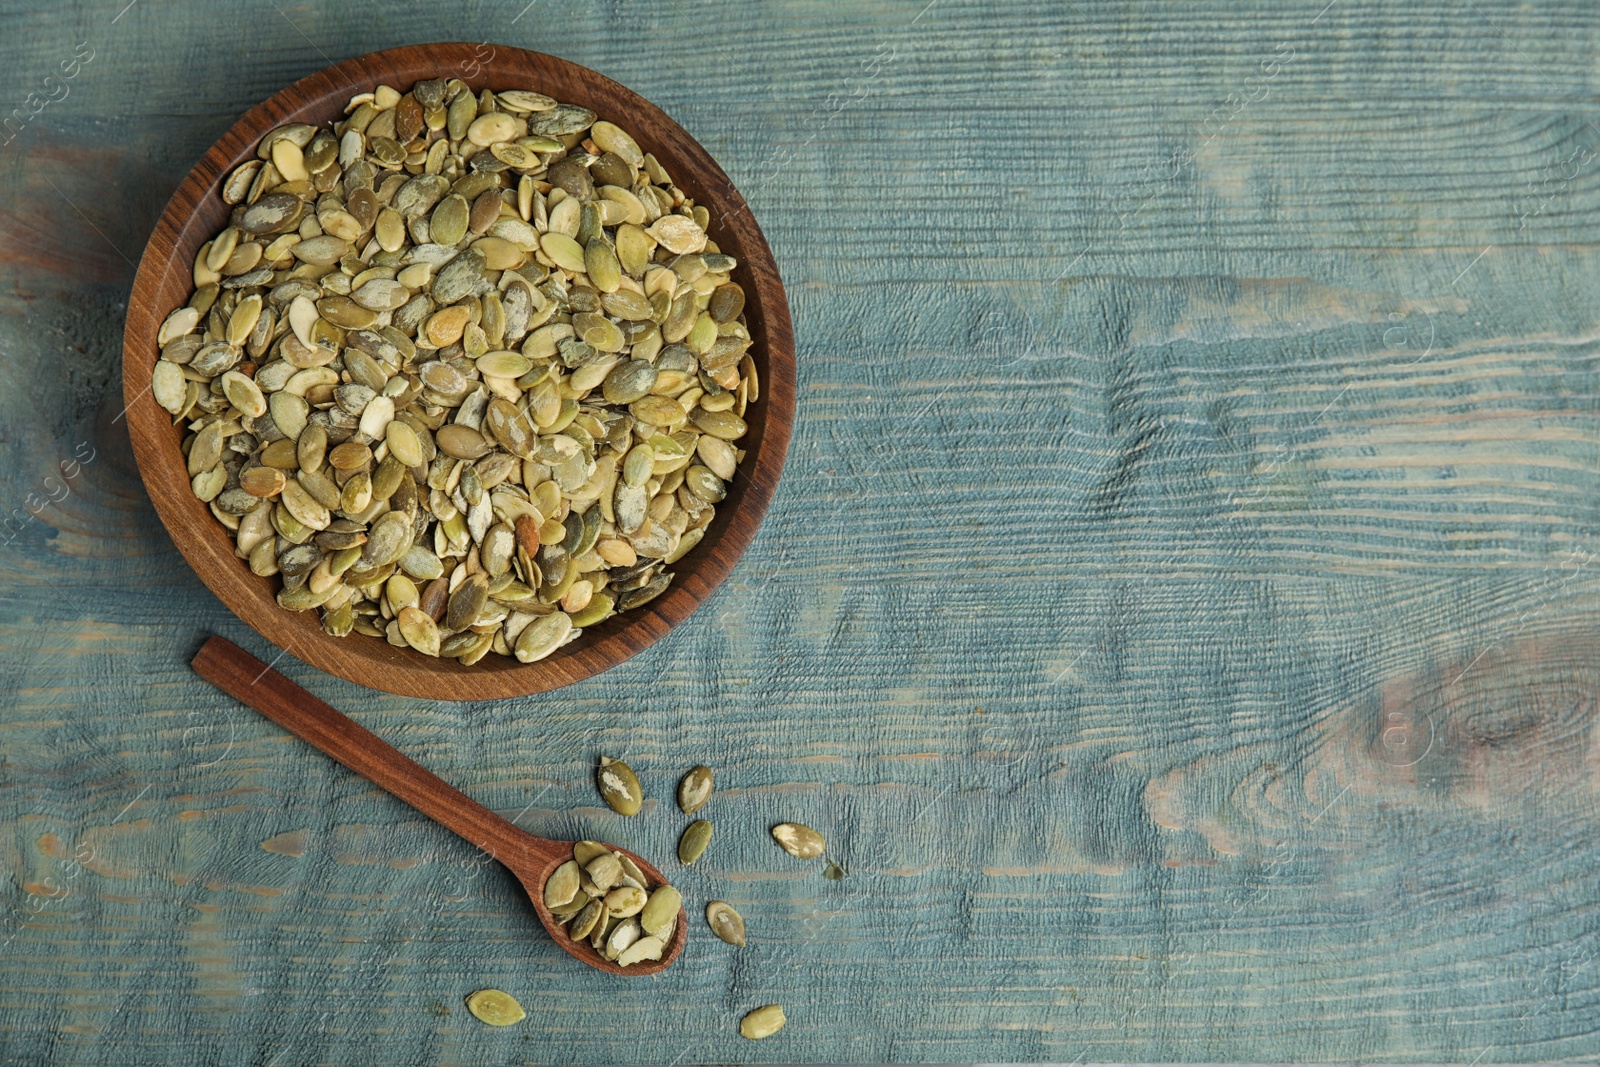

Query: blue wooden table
<box><xmin>4</xmin><ymin>0</ymin><xmax>1600</xmax><ymax>1062</ymax></box>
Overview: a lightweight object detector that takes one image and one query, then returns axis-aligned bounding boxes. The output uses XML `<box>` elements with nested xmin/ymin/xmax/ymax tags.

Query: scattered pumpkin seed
<box><xmin>465</xmin><ymin>989</ymin><xmax>525</xmax><ymax>1027</ymax></box>
<box><xmin>772</xmin><ymin>823</ymin><xmax>825</xmax><ymax>859</ymax></box>
<box><xmin>677</xmin><ymin>765</ymin><xmax>714</xmax><ymax>813</ymax></box>
<box><xmin>739</xmin><ymin>1004</ymin><xmax>786</xmax><ymax>1040</ymax></box>
<box><xmin>596</xmin><ymin>756</ymin><xmax>642</xmax><ymax>816</ymax></box>
<box><xmin>705</xmin><ymin>901</ymin><xmax>746</xmax><ymax>946</ymax></box>
<box><xmin>677</xmin><ymin>820</ymin><xmax>713</xmax><ymax>865</ymax></box>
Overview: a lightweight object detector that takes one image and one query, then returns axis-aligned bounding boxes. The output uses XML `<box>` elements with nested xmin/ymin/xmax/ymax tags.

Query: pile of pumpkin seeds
<box><xmin>544</xmin><ymin>840</ymin><xmax>682</xmax><ymax>967</ymax></box>
<box><xmin>151</xmin><ymin>78</ymin><xmax>758</xmax><ymax>663</ymax></box>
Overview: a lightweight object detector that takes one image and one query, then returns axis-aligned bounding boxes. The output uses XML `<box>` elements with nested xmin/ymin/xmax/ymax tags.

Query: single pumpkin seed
<box><xmin>677</xmin><ymin>820</ymin><xmax>713</xmax><ymax>865</ymax></box>
<box><xmin>465</xmin><ymin>989</ymin><xmax>525</xmax><ymax>1027</ymax></box>
<box><xmin>615</xmin><ymin>935</ymin><xmax>666</xmax><ymax>967</ymax></box>
<box><xmin>544</xmin><ymin>859</ymin><xmax>581</xmax><ymax>908</ymax></box>
<box><xmin>677</xmin><ymin>765</ymin><xmax>713</xmax><ymax>813</ymax></box>
<box><xmin>596</xmin><ymin>756</ymin><xmax>642</xmax><ymax>816</ymax></box>
<box><xmin>705</xmin><ymin>901</ymin><xmax>746</xmax><ymax>946</ymax></box>
<box><xmin>513</xmin><ymin>610</ymin><xmax>571</xmax><ymax>662</ymax></box>
<box><xmin>740</xmin><ymin>1005</ymin><xmax>786</xmax><ymax>1040</ymax></box>
<box><xmin>772</xmin><ymin>823</ymin><xmax>825</xmax><ymax>859</ymax></box>
<box><xmin>572</xmin><ymin>840</ymin><xmax>609</xmax><ymax>866</ymax></box>
<box><xmin>604</xmin><ymin>886</ymin><xmax>647</xmax><ymax>917</ymax></box>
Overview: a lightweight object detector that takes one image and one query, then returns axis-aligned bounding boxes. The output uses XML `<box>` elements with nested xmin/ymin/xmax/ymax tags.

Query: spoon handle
<box><xmin>191</xmin><ymin>636</ymin><xmax>558</xmax><ymax>872</ymax></box>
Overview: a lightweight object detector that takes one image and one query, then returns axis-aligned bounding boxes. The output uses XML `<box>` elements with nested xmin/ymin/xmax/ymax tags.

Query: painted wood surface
<box><xmin>3</xmin><ymin>0</ymin><xmax>1600</xmax><ymax>1062</ymax></box>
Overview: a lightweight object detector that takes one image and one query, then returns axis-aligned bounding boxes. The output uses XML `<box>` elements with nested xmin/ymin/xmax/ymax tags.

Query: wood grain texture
<box><xmin>4</xmin><ymin>0</ymin><xmax>1600</xmax><ymax>1061</ymax></box>
<box><xmin>121</xmin><ymin>44</ymin><xmax>796</xmax><ymax>700</ymax></box>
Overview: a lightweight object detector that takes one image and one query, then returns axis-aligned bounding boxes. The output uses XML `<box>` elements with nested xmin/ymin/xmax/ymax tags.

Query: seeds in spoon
<box><xmin>543</xmin><ymin>860</ymin><xmax>581</xmax><ymax>908</ymax></box>
<box><xmin>465</xmin><ymin>989</ymin><xmax>525</xmax><ymax>1027</ymax></box>
<box><xmin>543</xmin><ymin>842</ymin><xmax>679</xmax><ymax>968</ymax></box>
<box><xmin>772</xmin><ymin>822</ymin><xmax>825</xmax><ymax>859</ymax></box>
<box><xmin>640</xmin><ymin>886</ymin><xmax>682</xmax><ymax>937</ymax></box>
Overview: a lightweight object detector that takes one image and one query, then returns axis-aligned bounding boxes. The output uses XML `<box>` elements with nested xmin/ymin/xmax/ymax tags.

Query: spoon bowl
<box><xmin>512</xmin><ymin>837</ymin><xmax>687</xmax><ymax>976</ymax></box>
<box><xmin>190</xmin><ymin>635</ymin><xmax>686</xmax><ymax>976</ymax></box>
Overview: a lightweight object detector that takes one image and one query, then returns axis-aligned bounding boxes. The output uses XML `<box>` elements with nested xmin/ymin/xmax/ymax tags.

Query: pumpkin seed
<box><xmin>604</xmin><ymin>886</ymin><xmax>647</xmax><ymax>917</ymax></box>
<box><xmin>705</xmin><ymin>901</ymin><xmax>746</xmax><ymax>946</ymax></box>
<box><xmin>514</xmin><ymin>610</ymin><xmax>571</xmax><ymax>662</ymax></box>
<box><xmin>677</xmin><ymin>765</ymin><xmax>713</xmax><ymax>813</ymax></box>
<box><xmin>605</xmin><ymin>917</ymin><xmax>643</xmax><ymax>960</ymax></box>
<box><xmin>772</xmin><ymin>823</ymin><xmax>825</xmax><ymax>859</ymax></box>
<box><xmin>568</xmin><ymin>898</ymin><xmax>604</xmax><ymax>940</ymax></box>
<box><xmin>740</xmin><ymin>1005</ymin><xmax>786</xmax><ymax>1040</ymax></box>
<box><xmin>596</xmin><ymin>756</ymin><xmax>642</xmax><ymax>816</ymax></box>
<box><xmin>465</xmin><ymin>989</ymin><xmax>525</xmax><ymax>1027</ymax></box>
<box><xmin>677</xmin><ymin>820</ymin><xmax>713</xmax><ymax>865</ymax></box>
<box><xmin>498</xmin><ymin>90</ymin><xmax>557</xmax><ymax>112</ymax></box>
<box><xmin>636</xmin><ymin>883</ymin><xmax>681</xmax><ymax>934</ymax></box>
<box><xmin>544</xmin><ymin>860</ymin><xmax>581</xmax><ymax>908</ymax></box>
<box><xmin>396</xmin><ymin>606</ymin><xmax>440</xmax><ymax>656</ymax></box>
<box><xmin>648</xmin><ymin>214</ymin><xmax>708</xmax><ymax>254</ymax></box>
<box><xmin>615</xmin><ymin>935</ymin><xmax>666</xmax><ymax>967</ymax></box>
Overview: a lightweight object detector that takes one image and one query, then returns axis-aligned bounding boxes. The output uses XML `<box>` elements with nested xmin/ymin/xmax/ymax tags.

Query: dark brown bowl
<box><xmin>123</xmin><ymin>44</ymin><xmax>795</xmax><ymax>700</ymax></box>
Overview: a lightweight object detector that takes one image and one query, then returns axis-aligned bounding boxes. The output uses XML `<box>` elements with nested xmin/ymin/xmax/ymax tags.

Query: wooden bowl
<box><xmin>122</xmin><ymin>45</ymin><xmax>795</xmax><ymax>700</ymax></box>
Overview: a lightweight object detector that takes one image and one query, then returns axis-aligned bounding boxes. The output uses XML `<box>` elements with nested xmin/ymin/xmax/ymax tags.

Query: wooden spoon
<box><xmin>190</xmin><ymin>635</ymin><xmax>687</xmax><ymax>976</ymax></box>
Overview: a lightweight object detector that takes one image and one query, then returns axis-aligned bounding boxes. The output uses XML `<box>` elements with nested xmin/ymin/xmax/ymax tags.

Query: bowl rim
<box><xmin>122</xmin><ymin>43</ymin><xmax>795</xmax><ymax>700</ymax></box>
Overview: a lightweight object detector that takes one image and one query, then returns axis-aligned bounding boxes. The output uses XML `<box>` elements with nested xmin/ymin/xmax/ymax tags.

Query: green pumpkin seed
<box><xmin>477</xmin><ymin>350</ymin><xmax>532</xmax><ymax>378</ymax></box>
<box><xmin>604</xmin><ymin>886</ymin><xmax>647</xmax><ymax>917</ymax></box>
<box><xmin>584</xmin><ymin>240</ymin><xmax>622</xmax><ymax>292</ymax></box>
<box><xmin>544</xmin><ymin>860</ymin><xmax>581</xmax><ymax>909</ymax></box>
<box><xmin>677</xmin><ymin>765</ymin><xmax>713</xmax><ymax>813</ymax></box>
<box><xmin>705</xmin><ymin>901</ymin><xmax>746</xmax><ymax>946</ymax></box>
<box><xmin>604</xmin><ymin>359</ymin><xmax>657</xmax><ymax>405</ymax></box>
<box><xmin>585</xmin><ymin>853</ymin><xmax>623</xmax><ymax>892</ymax></box>
<box><xmin>568</xmin><ymin>898</ymin><xmax>604</xmax><ymax>940</ymax></box>
<box><xmin>615</xmin><ymin>935</ymin><xmax>666</xmax><ymax>967</ymax></box>
<box><xmin>539</xmin><ymin>232</ymin><xmax>587</xmax><ymax>274</ymax></box>
<box><xmin>772</xmin><ymin>823</ymin><xmax>825</xmax><ymax>859</ymax></box>
<box><xmin>596</xmin><ymin>756</ymin><xmax>642</xmax><ymax>815</ymax></box>
<box><xmin>677</xmin><ymin>820</ymin><xmax>713</xmax><ymax>865</ymax></box>
<box><xmin>514</xmin><ymin>610</ymin><xmax>572</xmax><ymax>662</ymax></box>
<box><xmin>396</xmin><ymin>606</ymin><xmax>440</xmax><ymax>656</ymax></box>
<box><xmin>465</xmin><ymin>989</ymin><xmax>525</xmax><ymax>1027</ymax></box>
<box><xmin>691</xmin><ymin>408</ymin><xmax>748</xmax><ymax>440</ymax></box>
<box><xmin>628</xmin><ymin>887</ymin><xmax>677</xmax><ymax>942</ymax></box>
<box><xmin>740</xmin><ymin>1005</ymin><xmax>785</xmax><ymax>1040</ymax></box>
<box><xmin>572</xmin><ymin>840</ymin><xmax>609</xmax><ymax>866</ymax></box>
